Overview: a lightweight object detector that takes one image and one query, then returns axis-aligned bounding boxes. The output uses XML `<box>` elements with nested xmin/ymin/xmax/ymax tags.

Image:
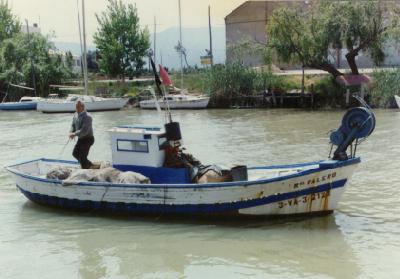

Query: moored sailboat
<box><xmin>36</xmin><ymin>0</ymin><xmax>127</xmax><ymax>113</ymax></box>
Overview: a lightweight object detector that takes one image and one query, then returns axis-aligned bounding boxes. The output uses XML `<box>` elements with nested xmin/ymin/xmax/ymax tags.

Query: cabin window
<box><xmin>117</xmin><ymin>140</ymin><xmax>149</xmax><ymax>153</ymax></box>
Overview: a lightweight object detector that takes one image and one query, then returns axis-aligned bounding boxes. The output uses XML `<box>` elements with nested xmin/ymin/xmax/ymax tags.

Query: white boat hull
<box><xmin>140</xmin><ymin>97</ymin><xmax>210</xmax><ymax>109</ymax></box>
<box><xmin>6</xmin><ymin>158</ymin><xmax>359</xmax><ymax>217</ymax></box>
<box><xmin>37</xmin><ymin>98</ymin><xmax>128</xmax><ymax>113</ymax></box>
<box><xmin>395</xmin><ymin>95</ymin><xmax>400</xmax><ymax>109</ymax></box>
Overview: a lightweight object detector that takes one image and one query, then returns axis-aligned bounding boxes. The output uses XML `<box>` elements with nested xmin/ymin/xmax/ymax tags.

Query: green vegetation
<box><xmin>86</xmin><ymin>79</ymin><xmax>154</xmax><ymax>98</ymax></box>
<box><xmin>0</xmin><ymin>0</ymin><xmax>20</xmax><ymax>42</ymax></box>
<box><xmin>168</xmin><ymin>64</ymin><xmax>329</xmax><ymax>108</ymax></box>
<box><xmin>0</xmin><ymin>1</ymin><xmax>75</xmax><ymax>100</ymax></box>
<box><xmin>267</xmin><ymin>0</ymin><xmax>400</xmax><ymax>78</ymax></box>
<box><xmin>94</xmin><ymin>0</ymin><xmax>150</xmax><ymax>81</ymax></box>
<box><xmin>0</xmin><ymin>33</ymin><xmax>76</xmax><ymax>98</ymax></box>
<box><xmin>369</xmin><ymin>69</ymin><xmax>400</xmax><ymax>108</ymax></box>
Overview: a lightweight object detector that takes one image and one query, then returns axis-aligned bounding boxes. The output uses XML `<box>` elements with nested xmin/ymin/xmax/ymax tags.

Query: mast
<box><xmin>77</xmin><ymin>0</ymin><xmax>84</xmax><ymax>79</ymax></box>
<box><xmin>81</xmin><ymin>0</ymin><xmax>89</xmax><ymax>95</ymax></box>
<box><xmin>208</xmin><ymin>5</ymin><xmax>213</xmax><ymax>66</ymax></box>
<box><xmin>178</xmin><ymin>0</ymin><xmax>183</xmax><ymax>90</ymax></box>
<box><xmin>154</xmin><ymin>16</ymin><xmax>157</xmax><ymax>67</ymax></box>
<box><xmin>25</xmin><ymin>20</ymin><xmax>37</xmax><ymax>97</ymax></box>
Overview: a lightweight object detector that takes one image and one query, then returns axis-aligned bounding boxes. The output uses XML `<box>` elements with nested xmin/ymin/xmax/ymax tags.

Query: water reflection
<box><xmin>16</xmin><ymin>201</ymin><xmax>359</xmax><ymax>279</ymax></box>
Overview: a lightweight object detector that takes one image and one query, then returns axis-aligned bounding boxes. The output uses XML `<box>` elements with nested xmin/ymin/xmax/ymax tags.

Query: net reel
<box><xmin>329</xmin><ymin>97</ymin><xmax>376</xmax><ymax>160</ymax></box>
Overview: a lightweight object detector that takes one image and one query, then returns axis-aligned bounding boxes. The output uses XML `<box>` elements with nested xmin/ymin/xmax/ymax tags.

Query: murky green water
<box><xmin>0</xmin><ymin>108</ymin><xmax>399</xmax><ymax>279</ymax></box>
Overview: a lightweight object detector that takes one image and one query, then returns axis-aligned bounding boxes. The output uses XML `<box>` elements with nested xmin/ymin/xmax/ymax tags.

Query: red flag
<box><xmin>159</xmin><ymin>65</ymin><xmax>172</xmax><ymax>86</ymax></box>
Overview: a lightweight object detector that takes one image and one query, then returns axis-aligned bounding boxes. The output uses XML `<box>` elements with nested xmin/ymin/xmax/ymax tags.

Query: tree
<box><xmin>0</xmin><ymin>1</ymin><xmax>20</xmax><ymax>43</ymax></box>
<box><xmin>0</xmin><ymin>33</ymin><xmax>75</xmax><ymax>98</ymax></box>
<box><xmin>94</xmin><ymin>0</ymin><xmax>150</xmax><ymax>81</ymax></box>
<box><xmin>267</xmin><ymin>0</ymin><xmax>400</xmax><ymax>77</ymax></box>
<box><xmin>335</xmin><ymin>0</ymin><xmax>398</xmax><ymax>74</ymax></box>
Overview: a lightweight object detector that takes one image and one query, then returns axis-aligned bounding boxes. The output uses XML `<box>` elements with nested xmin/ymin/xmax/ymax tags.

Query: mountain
<box><xmin>52</xmin><ymin>41</ymin><xmax>95</xmax><ymax>55</ymax></box>
<box><xmin>53</xmin><ymin>26</ymin><xmax>226</xmax><ymax>69</ymax></box>
<box><xmin>150</xmin><ymin>26</ymin><xmax>226</xmax><ymax>69</ymax></box>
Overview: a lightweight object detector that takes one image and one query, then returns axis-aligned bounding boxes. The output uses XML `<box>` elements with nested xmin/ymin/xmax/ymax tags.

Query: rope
<box><xmin>58</xmin><ymin>138</ymin><xmax>71</xmax><ymax>159</ymax></box>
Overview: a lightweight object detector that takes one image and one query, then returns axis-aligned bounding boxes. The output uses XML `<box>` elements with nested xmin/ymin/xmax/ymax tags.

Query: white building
<box><xmin>21</xmin><ymin>23</ymin><xmax>41</xmax><ymax>34</ymax></box>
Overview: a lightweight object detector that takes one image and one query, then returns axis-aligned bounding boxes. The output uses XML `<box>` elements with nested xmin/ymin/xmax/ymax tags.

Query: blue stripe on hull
<box><xmin>16</xmin><ymin>179</ymin><xmax>347</xmax><ymax>215</ymax></box>
<box><xmin>0</xmin><ymin>103</ymin><xmax>37</xmax><ymax>110</ymax></box>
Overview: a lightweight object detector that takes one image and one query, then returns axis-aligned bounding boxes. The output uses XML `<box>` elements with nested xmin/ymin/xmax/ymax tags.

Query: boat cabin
<box><xmin>109</xmin><ymin>124</ymin><xmax>190</xmax><ymax>184</ymax></box>
<box><xmin>19</xmin><ymin>96</ymin><xmax>41</xmax><ymax>102</ymax></box>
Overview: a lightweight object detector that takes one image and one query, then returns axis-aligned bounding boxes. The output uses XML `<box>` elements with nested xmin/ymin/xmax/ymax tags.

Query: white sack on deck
<box><xmin>117</xmin><ymin>171</ymin><xmax>150</xmax><ymax>184</ymax></box>
<box><xmin>46</xmin><ymin>167</ymin><xmax>74</xmax><ymax>180</ymax></box>
<box><xmin>61</xmin><ymin>167</ymin><xmax>151</xmax><ymax>186</ymax></box>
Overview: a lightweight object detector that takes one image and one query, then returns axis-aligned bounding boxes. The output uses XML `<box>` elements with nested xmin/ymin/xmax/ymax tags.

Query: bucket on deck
<box><xmin>231</xmin><ymin>165</ymin><xmax>248</xmax><ymax>181</ymax></box>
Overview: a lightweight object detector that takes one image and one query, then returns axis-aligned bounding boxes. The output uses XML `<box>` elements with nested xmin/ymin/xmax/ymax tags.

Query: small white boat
<box><xmin>34</xmin><ymin>0</ymin><xmax>126</xmax><ymax>114</ymax></box>
<box><xmin>0</xmin><ymin>96</ymin><xmax>42</xmax><ymax>111</ymax></box>
<box><xmin>37</xmin><ymin>95</ymin><xmax>128</xmax><ymax>113</ymax></box>
<box><xmin>139</xmin><ymin>92</ymin><xmax>210</xmax><ymax>109</ymax></box>
<box><xmin>394</xmin><ymin>95</ymin><xmax>400</xmax><ymax>108</ymax></box>
<box><xmin>140</xmin><ymin>62</ymin><xmax>210</xmax><ymax>109</ymax></box>
<box><xmin>5</xmin><ymin>99</ymin><xmax>376</xmax><ymax>218</ymax></box>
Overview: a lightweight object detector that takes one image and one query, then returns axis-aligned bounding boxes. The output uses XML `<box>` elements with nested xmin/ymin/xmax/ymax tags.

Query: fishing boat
<box><xmin>36</xmin><ymin>95</ymin><xmax>128</xmax><ymax>113</ymax></box>
<box><xmin>5</xmin><ymin>63</ymin><xmax>376</xmax><ymax>217</ymax></box>
<box><xmin>5</xmin><ymin>108</ymin><xmax>375</xmax><ymax>217</ymax></box>
<box><xmin>0</xmin><ymin>96</ymin><xmax>42</xmax><ymax>111</ymax></box>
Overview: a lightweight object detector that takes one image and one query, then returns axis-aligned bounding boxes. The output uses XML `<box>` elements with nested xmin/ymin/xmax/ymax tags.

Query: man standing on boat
<box><xmin>69</xmin><ymin>100</ymin><xmax>94</xmax><ymax>169</ymax></box>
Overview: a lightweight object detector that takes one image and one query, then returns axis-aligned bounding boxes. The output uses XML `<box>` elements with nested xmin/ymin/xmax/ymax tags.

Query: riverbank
<box><xmin>17</xmin><ymin>66</ymin><xmax>400</xmax><ymax>110</ymax></box>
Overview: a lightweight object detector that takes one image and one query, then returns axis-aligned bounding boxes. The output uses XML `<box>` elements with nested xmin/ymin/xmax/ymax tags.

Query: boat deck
<box><xmin>7</xmin><ymin>158</ymin><xmax>322</xmax><ymax>186</ymax></box>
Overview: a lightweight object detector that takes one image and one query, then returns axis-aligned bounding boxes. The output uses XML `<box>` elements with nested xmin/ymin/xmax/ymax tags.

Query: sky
<box><xmin>8</xmin><ymin>0</ymin><xmax>245</xmax><ymax>44</ymax></box>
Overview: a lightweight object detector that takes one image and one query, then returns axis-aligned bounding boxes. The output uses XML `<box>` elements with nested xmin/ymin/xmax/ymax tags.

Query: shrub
<box><xmin>369</xmin><ymin>68</ymin><xmax>400</xmax><ymax>108</ymax></box>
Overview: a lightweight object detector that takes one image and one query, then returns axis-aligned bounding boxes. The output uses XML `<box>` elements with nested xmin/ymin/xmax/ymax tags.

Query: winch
<box><xmin>329</xmin><ymin>97</ymin><xmax>376</xmax><ymax>160</ymax></box>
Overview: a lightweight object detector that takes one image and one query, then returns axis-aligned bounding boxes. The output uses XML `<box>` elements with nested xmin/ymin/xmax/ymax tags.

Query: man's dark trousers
<box><xmin>72</xmin><ymin>136</ymin><xmax>95</xmax><ymax>169</ymax></box>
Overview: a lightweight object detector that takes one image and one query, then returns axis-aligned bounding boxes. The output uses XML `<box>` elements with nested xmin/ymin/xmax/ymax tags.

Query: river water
<box><xmin>0</xmin><ymin>108</ymin><xmax>399</xmax><ymax>279</ymax></box>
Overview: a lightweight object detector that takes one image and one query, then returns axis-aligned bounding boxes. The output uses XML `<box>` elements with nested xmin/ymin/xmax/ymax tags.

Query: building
<box><xmin>21</xmin><ymin>23</ymin><xmax>41</xmax><ymax>34</ymax></box>
<box><xmin>225</xmin><ymin>0</ymin><xmax>308</xmax><ymax>67</ymax></box>
<box><xmin>225</xmin><ymin>0</ymin><xmax>400</xmax><ymax>69</ymax></box>
<box><xmin>48</xmin><ymin>49</ymin><xmax>82</xmax><ymax>73</ymax></box>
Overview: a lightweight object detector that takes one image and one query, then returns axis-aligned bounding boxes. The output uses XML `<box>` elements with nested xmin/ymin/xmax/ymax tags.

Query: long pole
<box><xmin>81</xmin><ymin>0</ymin><xmax>89</xmax><ymax>95</ymax></box>
<box><xmin>154</xmin><ymin>16</ymin><xmax>157</xmax><ymax>67</ymax></box>
<box><xmin>178</xmin><ymin>0</ymin><xmax>183</xmax><ymax>90</ymax></box>
<box><xmin>208</xmin><ymin>5</ymin><xmax>213</xmax><ymax>66</ymax></box>
<box><xmin>77</xmin><ymin>0</ymin><xmax>84</xmax><ymax>79</ymax></box>
<box><xmin>25</xmin><ymin>19</ymin><xmax>37</xmax><ymax>97</ymax></box>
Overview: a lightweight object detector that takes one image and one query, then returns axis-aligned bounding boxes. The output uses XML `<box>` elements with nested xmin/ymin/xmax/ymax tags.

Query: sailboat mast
<box><xmin>77</xmin><ymin>0</ymin><xmax>84</xmax><ymax>79</ymax></box>
<box><xmin>25</xmin><ymin>20</ymin><xmax>37</xmax><ymax>97</ymax></box>
<box><xmin>208</xmin><ymin>5</ymin><xmax>213</xmax><ymax>66</ymax></box>
<box><xmin>81</xmin><ymin>0</ymin><xmax>89</xmax><ymax>95</ymax></box>
<box><xmin>154</xmin><ymin>16</ymin><xmax>157</xmax><ymax>67</ymax></box>
<box><xmin>178</xmin><ymin>0</ymin><xmax>183</xmax><ymax>90</ymax></box>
